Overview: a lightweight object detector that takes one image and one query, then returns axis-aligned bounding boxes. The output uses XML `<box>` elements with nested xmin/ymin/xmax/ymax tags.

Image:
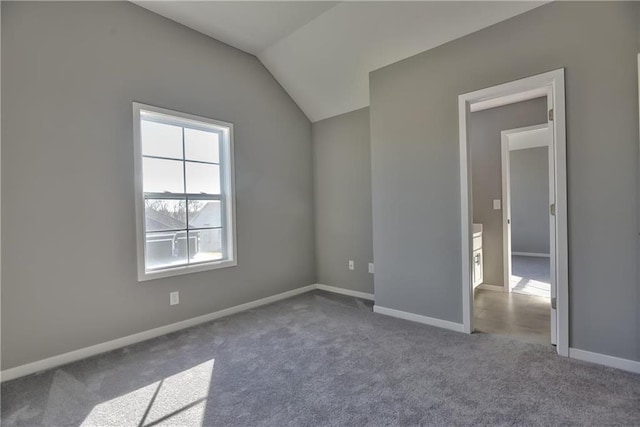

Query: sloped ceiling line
<box><xmin>133</xmin><ymin>1</ymin><xmax>545</xmax><ymax>122</ymax></box>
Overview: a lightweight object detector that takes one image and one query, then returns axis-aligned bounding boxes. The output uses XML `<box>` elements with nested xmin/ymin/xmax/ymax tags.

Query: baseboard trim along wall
<box><xmin>5</xmin><ymin>283</ymin><xmax>639</xmax><ymax>381</ymax></box>
<box><xmin>477</xmin><ymin>283</ymin><xmax>505</xmax><ymax>293</ymax></box>
<box><xmin>512</xmin><ymin>252</ymin><xmax>550</xmax><ymax>258</ymax></box>
<box><xmin>372</xmin><ymin>305</ymin><xmax>465</xmax><ymax>333</ymax></box>
<box><xmin>1</xmin><ymin>284</ymin><xmax>315</xmax><ymax>382</ymax></box>
<box><xmin>315</xmin><ymin>283</ymin><xmax>375</xmax><ymax>300</ymax></box>
<box><xmin>1</xmin><ymin>283</ymin><xmax>373</xmax><ymax>382</ymax></box>
<box><xmin>568</xmin><ymin>348</ymin><xmax>640</xmax><ymax>374</ymax></box>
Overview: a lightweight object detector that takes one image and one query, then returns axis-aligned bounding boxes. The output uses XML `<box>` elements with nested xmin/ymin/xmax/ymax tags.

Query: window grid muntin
<box><xmin>143</xmin><ymin>154</ymin><xmax>220</xmax><ymax>166</ymax></box>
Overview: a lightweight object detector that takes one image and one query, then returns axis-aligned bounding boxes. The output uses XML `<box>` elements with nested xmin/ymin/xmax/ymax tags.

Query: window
<box><xmin>133</xmin><ymin>103</ymin><xmax>236</xmax><ymax>281</ymax></box>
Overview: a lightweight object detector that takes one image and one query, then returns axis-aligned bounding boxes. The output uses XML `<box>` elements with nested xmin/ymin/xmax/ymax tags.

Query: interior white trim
<box><xmin>512</xmin><ymin>252</ymin><xmax>551</xmax><ymax>258</ymax></box>
<box><xmin>1</xmin><ymin>284</ymin><xmax>316</xmax><ymax>382</ymax></box>
<box><xmin>0</xmin><ymin>283</ymin><xmax>376</xmax><ymax>382</ymax></box>
<box><xmin>470</xmin><ymin>87</ymin><xmax>548</xmax><ymax>112</ymax></box>
<box><xmin>502</xmin><ymin>121</ymin><xmax>551</xmax><ymax>298</ymax></box>
<box><xmin>315</xmin><ymin>284</ymin><xmax>374</xmax><ymax>301</ymax></box>
<box><xmin>373</xmin><ymin>305</ymin><xmax>465</xmax><ymax>333</ymax></box>
<box><xmin>501</xmin><ymin>128</ymin><xmax>513</xmax><ymax>293</ymax></box>
<box><xmin>5</xmin><ymin>280</ymin><xmax>638</xmax><ymax>381</ymax></box>
<box><xmin>504</xmin><ymin>123</ymin><xmax>549</xmax><ymax>151</ymax></box>
<box><xmin>569</xmin><ymin>348</ymin><xmax>640</xmax><ymax>374</ymax></box>
<box><xmin>459</xmin><ymin>69</ymin><xmax>568</xmax><ymax>356</ymax></box>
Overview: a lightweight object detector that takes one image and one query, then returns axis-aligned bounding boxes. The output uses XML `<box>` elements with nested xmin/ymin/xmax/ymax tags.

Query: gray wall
<box><xmin>1</xmin><ymin>2</ymin><xmax>315</xmax><ymax>370</ymax></box>
<box><xmin>312</xmin><ymin>108</ymin><xmax>373</xmax><ymax>294</ymax></box>
<box><xmin>510</xmin><ymin>146</ymin><xmax>550</xmax><ymax>255</ymax></box>
<box><xmin>370</xmin><ymin>2</ymin><xmax>639</xmax><ymax>360</ymax></box>
<box><xmin>470</xmin><ymin>98</ymin><xmax>547</xmax><ymax>286</ymax></box>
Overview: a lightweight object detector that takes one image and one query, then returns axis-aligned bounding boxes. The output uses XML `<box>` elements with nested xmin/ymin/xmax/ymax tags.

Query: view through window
<box><xmin>134</xmin><ymin>104</ymin><xmax>236</xmax><ymax>280</ymax></box>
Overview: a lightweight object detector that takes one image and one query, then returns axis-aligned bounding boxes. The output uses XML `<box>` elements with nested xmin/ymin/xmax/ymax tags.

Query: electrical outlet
<box><xmin>368</xmin><ymin>263</ymin><xmax>374</xmax><ymax>274</ymax></box>
<box><xmin>348</xmin><ymin>260</ymin><xmax>354</xmax><ymax>270</ymax></box>
<box><xmin>493</xmin><ymin>199</ymin><xmax>501</xmax><ymax>210</ymax></box>
<box><xmin>170</xmin><ymin>291</ymin><xmax>179</xmax><ymax>306</ymax></box>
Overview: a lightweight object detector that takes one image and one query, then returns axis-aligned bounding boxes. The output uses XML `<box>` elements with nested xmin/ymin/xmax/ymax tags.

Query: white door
<box><xmin>502</xmin><ymin>147</ymin><xmax>513</xmax><ymax>292</ymax></box>
<box><xmin>501</xmin><ymin>100</ymin><xmax>558</xmax><ymax>346</ymax></box>
<box><xmin>547</xmin><ymin>95</ymin><xmax>557</xmax><ymax>346</ymax></box>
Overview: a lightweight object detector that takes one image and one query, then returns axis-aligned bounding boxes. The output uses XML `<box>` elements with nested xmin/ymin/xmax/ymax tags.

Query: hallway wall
<box><xmin>510</xmin><ymin>146</ymin><xmax>550</xmax><ymax>255</ymax></box>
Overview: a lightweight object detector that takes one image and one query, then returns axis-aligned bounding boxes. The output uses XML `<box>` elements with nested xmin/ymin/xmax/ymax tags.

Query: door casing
<box><xmin>458</xmin><ymin>69</ymin><xmax>568</xmax><ymax>356</ymax></box>
<box><xmin>501</xmin><ymin>123</ymin><xmax>555</xmax><ymax>345</ymax></box>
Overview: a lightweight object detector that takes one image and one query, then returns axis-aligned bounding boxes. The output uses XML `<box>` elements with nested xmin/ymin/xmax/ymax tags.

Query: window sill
<box><xmin>137</xmin><ymin>259</ymin><xmax>237</xmax><ymax>282</ymax></box>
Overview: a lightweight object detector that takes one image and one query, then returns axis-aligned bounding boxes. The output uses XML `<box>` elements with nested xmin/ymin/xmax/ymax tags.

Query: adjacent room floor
<box><xmin>3</xmin><ymin>291</ymin><xmax>640</xmax><ymax>426</ymax></box>
<box><xmin>474</xmin><ymin>254</ymin><xmax>551</xmax><ymax>345</ymax></box>
<box><xmin>474</xmin><ymin>288</ymin><xmax>550</xmax><ymax>345</ymax></box>
<box><xmin>511</xmin><ymin>254</ymin><xmax>551</xmax><ymax>298</ymax></box>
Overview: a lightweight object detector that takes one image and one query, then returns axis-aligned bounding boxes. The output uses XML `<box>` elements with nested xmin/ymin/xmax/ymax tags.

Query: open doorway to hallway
<box><xmin>504</xmin><ymin>124</ymin><xmax>552</xmax><ymax>301</ymax></box>
<box><xmin>458</xmin><ymin>69</ymin><xmax>568</xmax><ymax>355</ymax></box>
<box><xmin>469</xmin><ymin>98</ymin><xmax>553</xmax><ymax>345</ymax></box>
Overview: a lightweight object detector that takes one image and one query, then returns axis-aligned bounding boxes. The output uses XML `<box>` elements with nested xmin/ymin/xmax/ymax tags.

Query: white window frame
<box><xmin>133</xmin><ymin>102</ymin><xmax>237</xmax><ymax>281</ymax></box>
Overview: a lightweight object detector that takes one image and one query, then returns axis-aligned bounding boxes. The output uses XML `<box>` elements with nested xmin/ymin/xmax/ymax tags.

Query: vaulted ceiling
<box><xmin>133</xmin><ymin>1</ymin><xmax>545</xmax><ymax>122</ymax></box>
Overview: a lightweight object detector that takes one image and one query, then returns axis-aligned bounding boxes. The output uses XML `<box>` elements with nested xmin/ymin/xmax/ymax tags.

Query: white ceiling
<box><xmin>134</xmin><ymin>1</ymin><xmax>545</xmax><ymax>122</ymax></box>
<box><xmin>133</xmin><ymin>1</ymin><xmax>339</xmax><ymax>54</ymax></box>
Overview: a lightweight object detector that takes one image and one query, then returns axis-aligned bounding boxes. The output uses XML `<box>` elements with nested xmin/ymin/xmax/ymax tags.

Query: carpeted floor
<box><xmin>2</xmin><ymin>290</ymin><xmax>640</xmax><ymax>426</ymax></box>
<box><xmin>511</xmin><ymin>255</ymin><xmax>551</xmax><ymax>297</ymax></box>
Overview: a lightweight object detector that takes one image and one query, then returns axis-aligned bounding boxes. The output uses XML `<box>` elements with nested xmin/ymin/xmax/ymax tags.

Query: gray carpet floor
<box><xmin>2</xmin><ymin>290</ymin><xmax>640</xmax><ymax>426</ymax></box>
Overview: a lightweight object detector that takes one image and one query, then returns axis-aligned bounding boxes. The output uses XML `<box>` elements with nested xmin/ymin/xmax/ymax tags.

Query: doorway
<box><xmin>501</xmin><ymin>123</ymin><xmax>554</xmax><ymax>344</ymax></box>
<box><xmin>458</xmin><ymin>70</ymin><xmax>568</xmax><ymax>356</ymax></box>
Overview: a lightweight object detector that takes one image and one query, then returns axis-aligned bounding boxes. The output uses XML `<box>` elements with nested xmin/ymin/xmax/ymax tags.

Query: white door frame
<box><xmin>501</xmin><ymin>123</ymin><xmax>550</xmax><ymax>293</ymax></box>
<box><xmin>501</xmin><ymin>123</ymin><xmax>556</xmax><ymax>345</ymax></box>
<box><xmin>458</xmin><ymin>69</ymin><xmax>568</xmax><ymax>357</ymax></box>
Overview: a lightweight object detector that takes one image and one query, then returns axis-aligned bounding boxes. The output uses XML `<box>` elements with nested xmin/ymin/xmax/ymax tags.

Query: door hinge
<box><xmin>550</xmin><ymin>203</ymin><xmax>556</xmax><ymax>216</ymax></box>
<box><xmin>548</xmin><ymin>109</ymin><xmax>554</xmax><ymax>121</ymax></box>
<box><xmin>551</xmin><ymin>297</ymin><xmax>557</xmax><ymax>310</ymax></box>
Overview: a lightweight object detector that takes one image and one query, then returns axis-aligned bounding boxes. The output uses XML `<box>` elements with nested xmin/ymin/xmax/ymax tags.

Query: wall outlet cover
<box><xmin>170</xmin><ymin>291</ymin><xmax>179</xmax><ymax>306</ymax></box>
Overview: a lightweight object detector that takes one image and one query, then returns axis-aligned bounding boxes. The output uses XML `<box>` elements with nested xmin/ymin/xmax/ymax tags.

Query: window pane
<box><xmin>145</xmin><ymin>230</ymin><xmax>188</xmax><ymax>270</ymax></box>
<box><xmin>185</xmin><ymin>128</ymin><xmax>219</xmax><ymax>163</ymax></box>
<box><xmin>188</xmin><ymin>200</ymin><xmax>221</xmax><ymax>228</ymax></box>
<box><xmin>141</xmin><ymin>119</ymin><xmax>183</xmax><ymax>159</ymax></box>
<box><xmin>145</xmin><ymin>199</ymin><xmax>186</xmax><ymax>232</ymax></box>
<box><xmin>143</xmin><ymin>158</ymin><xmax>184</xmax><ymax>193</ymax></box>
<box><xmin>185</xmin><ymin>162</ymin><xmax>220</xmax><ymax>194</ymax></box>
<box><xmin>189</xmin><ymin>229</ymin><xmax>223</xmax><ymax>263</ymax></box>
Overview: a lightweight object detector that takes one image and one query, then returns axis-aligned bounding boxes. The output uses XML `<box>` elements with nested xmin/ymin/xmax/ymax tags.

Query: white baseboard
<box><xmin>373</xmin><ymin>305</ymin><xmax>465</xmax><ymax>333</ymax></box>
<box><xmin>10</xmin><ymin>283</ymin><xmax>637</xmax><ymax>382</ymax></box>
<box><xmin>477</xmin><ymin>283</ymin><xmax>505</xmax><ymax>293</ymax></box>
<box><xmin>1</xmin><ymin>284</ymin><xmax>317</xmax><ymax>382</ymax></box>
<box><xmin>315</xmin><ymin>283</ymin><xmax>374</xmax><ymax>301</ymax></box>
<box><xmin>512</xmin><ymin>252</ymin><xmax>550</xmax><ymax>258</ymax></box>
<box><xmin>1</xmin><ymin>283</ymin><xmax>375</xmax><ymax>382</ymax></box>
<box><xmin>569</xmin><ymin>348</ymin><xmax>640</xmax><ymax>374</ymax></box>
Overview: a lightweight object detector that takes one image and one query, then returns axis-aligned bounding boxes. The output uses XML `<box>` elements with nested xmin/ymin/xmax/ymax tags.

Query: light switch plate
<box><xmin>368</xmin><ymin>263</ymin><xmax>374</xmax><ymax>274</ymax></box>
<box><xmin>493</xmin><ymin>199</ymin><xmax>501</xmax><ymax>210</ymax></box>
